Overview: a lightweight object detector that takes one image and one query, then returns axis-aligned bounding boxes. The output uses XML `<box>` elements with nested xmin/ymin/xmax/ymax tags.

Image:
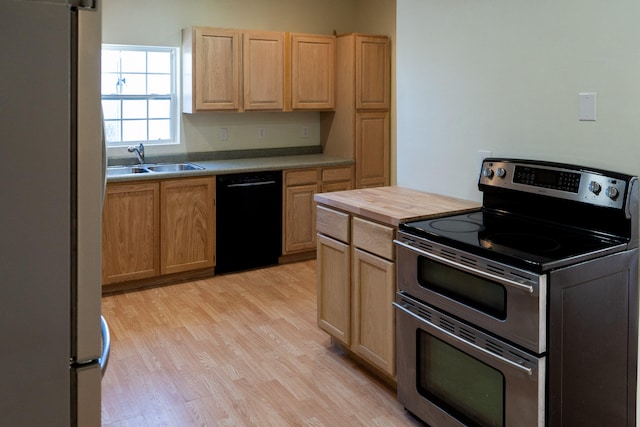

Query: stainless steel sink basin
<box><xmin>106</xmin><ymin>166</ymin><xmax>149</xmax><ymax>176</ymax></box>
<box><xmin>107</xmin><ymin>163</ymin><xmax>204</xmax><ymax>176</ymax></box>
<box><xmin>145</xmin><ymin>163</ymin><xmax>203</xmax><ymax>172</ymax></box>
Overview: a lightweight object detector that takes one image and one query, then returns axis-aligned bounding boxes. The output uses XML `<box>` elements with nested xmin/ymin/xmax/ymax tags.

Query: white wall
<box><xmin>102</xmin><ymin>0</ymin><xmax>359</xmax><ymax>159</ymax></box>
<box><xmin>397</xmin><ymin>0</ymin><xmax>640</xmax><ymax>202</ymax></box>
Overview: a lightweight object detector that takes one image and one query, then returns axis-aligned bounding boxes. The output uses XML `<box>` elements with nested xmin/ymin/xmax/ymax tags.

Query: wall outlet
<box><xmin>578</xmin><ymin>92</ymin><xmax>597</xmax><ymax>121</ymax></box>
<box><xmin>258</xmin><ymin>127</ymin><xmax>266</xmax><ymax>140</ymax></box>
<box><xmin>219</xmin><ymin>128</ymin><xmax>228</xmax><ymax>141</ymax></box>
<box><xmin>301</xmin><ymin>126</ymin><xmax>310</xmax><ymax>138</ymax></box>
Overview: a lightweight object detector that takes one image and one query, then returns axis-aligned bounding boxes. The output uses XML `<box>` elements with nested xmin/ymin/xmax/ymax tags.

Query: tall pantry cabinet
<box><xmin>322</xmin><ymin>34</ymin><xmax>390</xmax><ymax>188</ymax></box>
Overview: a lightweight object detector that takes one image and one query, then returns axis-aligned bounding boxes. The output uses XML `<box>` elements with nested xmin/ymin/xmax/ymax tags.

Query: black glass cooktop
<box><xmin>400</xmin><ymin>209</ymin><xmax>629</xmax><ymax>272</ymax></box>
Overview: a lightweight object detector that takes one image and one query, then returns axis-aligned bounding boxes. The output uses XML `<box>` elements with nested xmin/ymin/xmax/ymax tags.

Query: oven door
<box><xmin>395</xmin><ymin>234</ymin><xmax>546</xmax><ymax>353</ymax></box>
<box><xmin>394</xmin><ymin>293</ymin><xmax>545</xmax><ymax>427</ymax></box>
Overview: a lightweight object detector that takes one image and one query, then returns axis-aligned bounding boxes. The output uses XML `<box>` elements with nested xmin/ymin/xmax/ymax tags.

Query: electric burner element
<box><xmin>430</xmin><ymin>219</ymin><xmax>484</xmax><ymax>233</ymax></box>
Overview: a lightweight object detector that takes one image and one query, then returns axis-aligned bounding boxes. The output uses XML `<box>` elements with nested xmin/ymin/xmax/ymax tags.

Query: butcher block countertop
<box><xmin>314</xmin><ymin>186</ymin><xmax>480</xmax><ymax>227</ymax></box>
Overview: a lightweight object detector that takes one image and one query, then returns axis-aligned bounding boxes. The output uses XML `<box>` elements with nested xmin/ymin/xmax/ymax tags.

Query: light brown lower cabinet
<box><xmin>102</xmin><ymin>176</ymin><xmax>215</xmax><ymax>286</ymax></box>
<box><xmin>102</xmin><ymin>182</ymin><xmax>160</xmax><ymax>284</ymax></box>
<box><xmin>161</xmin><ymin>177</ymin><xmax>216</xmax><ymax>275</ymax></box>
<box><xmin>283</xmin><ymin>166</ymin><xmax>353</xmax><ymax>256</ymax></box>
<box><xmin>316</xmin><ymin>204</ymin><xmax>396</xmax><ymax>379</ymax></box>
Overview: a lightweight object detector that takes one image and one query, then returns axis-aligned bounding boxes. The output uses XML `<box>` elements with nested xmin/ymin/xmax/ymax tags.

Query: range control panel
<box><xmin>479</xmin><ymin>159</ymin><xmax>629</xmax><ymax>209</ymax></box>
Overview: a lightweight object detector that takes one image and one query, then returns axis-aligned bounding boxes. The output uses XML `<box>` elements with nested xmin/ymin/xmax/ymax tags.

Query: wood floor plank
<box><xmin>101</xmin><ymin>260</ymin><xmax>422</xmax><ymax>426</ymax></box>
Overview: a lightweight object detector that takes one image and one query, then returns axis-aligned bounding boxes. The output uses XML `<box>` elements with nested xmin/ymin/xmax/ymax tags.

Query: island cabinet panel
<box><xmin>289</xmin><ymin>33</ymin><xmax>336</xmax><ymax>110</ymax></box>
<box><xmin>315</xmin><ymin>204</ymin><xmax>396</xmax><ymax>379</ymax></box>
<box><xmin>243</xmin><ymin>31</ymin><xmax>284</xmax><ymax>111</ymax></box>
<box><xmin>183</xmin><ymin>27</ymin><xmax>242</xmax><ymax>112</ymax></box>
<box><xmin>161</xmin><ymin>177</ymin><xmax>216</xmax><ymax>275</ymax></box>
<box><xmin>351</xmin><ymin>248</ymin><xmax>395</xmax><ymax>376</ymax></box>
<box><xmin>102</xmin><ymin>182</ymin><xmax>160</xmax><ymax>284</ymax></box>
<box><xmin>317</xmin><ymin>234</ymin><xmax>351</xmax><ymax>344</ymax></box>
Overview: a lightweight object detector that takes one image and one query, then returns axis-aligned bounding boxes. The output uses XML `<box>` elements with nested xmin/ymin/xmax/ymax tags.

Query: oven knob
<box><xmin>605</xmin><ymin>186</ymin><xmax>619</xmax><ymax>199</ymax></box>
<box><xmin>482</xmin><ymin>167</ymin><xmax>494</xmax><ymax>178</ymax></box>
<box><xmin>588</xmin><ymin>181</ymin><xmax>601</xmax><ymax>195</ymax></box>
<box><xmin>496</xmin><ymin>168</ymin><xmax>507</xmax><ymax>178</ymax></box>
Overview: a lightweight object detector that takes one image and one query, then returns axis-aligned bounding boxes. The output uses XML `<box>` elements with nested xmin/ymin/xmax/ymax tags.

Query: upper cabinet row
<box><xmin>182</xmin><ymin>27</ymin><xmax>336</xmax><ymax>113</ymax></box>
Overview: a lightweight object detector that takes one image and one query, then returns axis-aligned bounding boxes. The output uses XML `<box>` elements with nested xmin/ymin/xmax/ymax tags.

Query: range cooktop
<box><xmin>400</xmin><ymin>209</ymin><xmax>629</xmax><ymax>272</ymax></box>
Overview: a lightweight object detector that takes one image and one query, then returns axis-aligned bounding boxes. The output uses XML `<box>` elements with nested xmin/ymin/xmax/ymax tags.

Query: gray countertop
<box><xmin>106</xmin><ymin>154</ymin><xmax>354</xmax><ymax>182</ymax></box>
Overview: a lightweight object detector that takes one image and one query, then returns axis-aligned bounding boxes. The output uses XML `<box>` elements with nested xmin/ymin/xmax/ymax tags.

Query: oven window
<box><xmin>417</xmin><ymin>257</ymin><xmax>507</xmax><ymax>319</ymax></box>
<box><xmin>418</xmin><ymin>331</ymin><xmax>505</xmax><ymax>427</ymax></box>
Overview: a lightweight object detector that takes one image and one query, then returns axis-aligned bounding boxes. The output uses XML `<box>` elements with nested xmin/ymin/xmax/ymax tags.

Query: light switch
<box><xmin>578</xmin><ymin>93</ymin><xmax>597</xmax><ymax>121</ymax></box>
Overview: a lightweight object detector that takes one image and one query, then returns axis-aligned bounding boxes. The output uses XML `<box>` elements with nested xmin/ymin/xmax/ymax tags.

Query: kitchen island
<box><xmin>314</xmin><ymin>186</ymin><xmax>479</xmax><ymax>383</ymax></box>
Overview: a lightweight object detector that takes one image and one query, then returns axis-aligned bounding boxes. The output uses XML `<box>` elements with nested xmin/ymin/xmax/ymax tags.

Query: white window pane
<box><xmin>149</xmin><ymin>119</ymin><xmax>170</xmax><ymax>141</ymax></box>
<box><xmin>147</xmin><ymin>75</ymin><xmax>171</xmax><ymax>95</ymax></box>
<box><xmin>101</xmin><ymin>45</ymin><xmax>176</xmax><ymax>146</ymax></box>
<box><xmin>148</xmin><ymin>99</ymin><xmax>170</xmax><ymax>119</ymax></box>
<box><xmin>120</xmin><ymin>50</ymin><xmax>146</xmax><ymax>73</ymax></box>
<box><xmin>102</xmin><ymin>100</ymin><xmax>121</xmax><ymax>120</ymax></box>
<box><xmin>104</xmin><ymin>120</ymin><xmax>121</xmax><ymax>142</ymax></box>
<box><xmin>147</xmin><ymin>51</ymin><xmax>170</xmax><ymax>73</ymax></box>
<box><xmin>120</xmin><ymin>74</ymin><xmax>146</xmax><ymax>95</ymax></box>
<box><xmin>102</xmin><ymin>50</ymin><xmax>120</xmax><ymax>73</ymax></box>
<box><xmin>122</xmin><ymin>100</ymin><xmax>147</xmax><ymax>119</ymax></box>
<box><xmin>122</xmin><ymin>120</ymin><xmax>147</xmax><ymax>142</ymax></box>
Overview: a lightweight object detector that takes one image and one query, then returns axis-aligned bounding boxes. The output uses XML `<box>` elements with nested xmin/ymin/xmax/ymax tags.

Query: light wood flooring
<box><xmin>101</xmin><ymin>260</ymin><xmax>423</xmax><ymax>426</ymax></box>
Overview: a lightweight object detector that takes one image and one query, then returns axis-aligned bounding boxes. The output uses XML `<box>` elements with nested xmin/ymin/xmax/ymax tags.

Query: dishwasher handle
<box><xmin>226</xmin><ymin>180</ymin><xmax>277</xmax><ymax>188</ymax></box>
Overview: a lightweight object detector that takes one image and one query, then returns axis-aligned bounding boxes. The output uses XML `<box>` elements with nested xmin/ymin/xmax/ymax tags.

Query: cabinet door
<box><xmin>355</xmin><ymin>112</ymin><xmax>390</xmax><ymax>188</ymax></box>
<box><xmin>356</xmin><ymin>35</ymin><xmax>390</xmax><ymax>110</ymax></box>
<box><xmin>284</xmin><ymin>183</ymin><xmax>318</xmax><ymax>253</ymax></box>
<box><xmin>352</xmin><ymin>248</ymin><xmax>396</xmax><ymax>376</ymax></box>
<box><xmin>243</xmin><ymin>31</ymin><xmax>284</xmax><ymax>110</ymax></box>
<box><xmin>102</xmin><ymin>182</ymin><xmax>160</xmax><ymax>284</ymax></box>
<box><xmin>317</xmin><ymin>234</ymin><xmax>351</xmax><ymax>345</ymax></box>
<box><xmin>290</xmin><ymin>33</ymin><xmax>335</xmax><ymax>110</ymax></box>
<box><xmin>192</xmin><ymin>28</ymin><xmax>242</xmax><ymax>111</ymax></box>
<box><xmin>160</xmin><ymin>177</ymin><xmax>215</xmax><ymax>275</ymax></box>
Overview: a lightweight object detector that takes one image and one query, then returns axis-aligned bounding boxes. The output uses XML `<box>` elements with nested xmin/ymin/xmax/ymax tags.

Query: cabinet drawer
<box><xmin>322</xmin><ymin>166</ymin><xmax>352</xmax><ymax>183</ymax></box>
<box><xmin>317</xmin><ymin>205</ymin><xmax>350</xmax><ymax>243</ymax></box>
<box><xmin>285</xmin><ymin>169</ymin><xmax>319</xmax><ymax>186</ymax></box>
<box><xmin>352</xmin><ymin>216</ymin><xmax>394</xmax><ymax>260</ymax></box>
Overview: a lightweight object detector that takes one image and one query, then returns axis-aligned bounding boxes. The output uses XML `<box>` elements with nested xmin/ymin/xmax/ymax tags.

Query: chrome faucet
<box><xmin>127</xmin><ymin>143</ymin><xmax>144</xmax><ymax>165</ymax></box>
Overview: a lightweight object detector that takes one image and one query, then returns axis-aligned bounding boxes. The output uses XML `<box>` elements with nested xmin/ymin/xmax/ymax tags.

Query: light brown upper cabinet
<box><xmin>356</xmin><ymin>35</ymin><xmax>390</xmax><ymax>110</ymax></box>
<box><xmin>183</xmin><ymin>27</ymin><xmax>335</xmax><ymax>113</ymax></box>
<box><xmin>243</xmin><ymin>31</ymin><xmax>285</xmax><ymax>111</ymax></box>
<box><xmin>288</xmin><ymin>33</ymin><xmax>336</xmax><ymax>111</ymax></box>
<box><xmin>321</xmin><ymin>34</ymin><xmax>391</xmax><ymax>188</ymax></box>
<box><xmin>183</xmin><ymin>27</ymin><xmax>242</xmax><ymax>112</ymax></box>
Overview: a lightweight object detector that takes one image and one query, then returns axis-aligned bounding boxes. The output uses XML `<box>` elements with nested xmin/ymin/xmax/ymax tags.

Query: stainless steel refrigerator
<box><xmin>0</xmin><ymin>1</ymin><xmax>107</xmax><ymax>425</ymax></box>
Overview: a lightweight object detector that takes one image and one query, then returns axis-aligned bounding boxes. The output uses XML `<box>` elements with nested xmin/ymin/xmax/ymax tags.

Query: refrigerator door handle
<box><xmin>99</xmin><ymin>315</ymin><xmax>111</xmax><ymax>377</ymax></box>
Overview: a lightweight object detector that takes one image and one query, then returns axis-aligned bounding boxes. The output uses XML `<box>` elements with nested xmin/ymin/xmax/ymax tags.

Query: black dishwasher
<box><xmin>215</xmin><ymin>171</ymin><xmax>282</xmax><ymax>274</ymax></box>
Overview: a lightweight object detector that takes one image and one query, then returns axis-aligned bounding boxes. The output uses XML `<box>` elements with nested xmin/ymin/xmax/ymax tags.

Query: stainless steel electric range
<box><xmin>394</xmin><ymin>158</ymin><xmax>639</xmax><ymax>427</ymax></box>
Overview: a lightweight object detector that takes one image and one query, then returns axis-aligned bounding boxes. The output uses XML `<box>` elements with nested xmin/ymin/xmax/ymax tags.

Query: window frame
<box><xmin>101</xmin><ymin>44</ymin><xmax>180</xmax><ymax>147</ymax></box>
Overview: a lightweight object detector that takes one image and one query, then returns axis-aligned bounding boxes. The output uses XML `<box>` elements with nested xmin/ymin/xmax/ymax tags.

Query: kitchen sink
<box><xmin>106</xmin><ymin>166</ymin><xmax>149</xmax><ymax>176</ymax></box>
<box><xmin>107</xmin><ymin>163</ymin><xmax>203</xmax><ymax>176</ymax></box>
<box><xmin>146</xmin><ymin>163</ymin><xmax>204</xmax><ymax>172</ymax></box>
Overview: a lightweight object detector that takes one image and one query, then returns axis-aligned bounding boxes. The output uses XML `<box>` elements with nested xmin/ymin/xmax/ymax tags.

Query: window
<box><xmin>101</xmin><ymin>45</ymin><xmax>178</xmax><ymax>146</ymax></box>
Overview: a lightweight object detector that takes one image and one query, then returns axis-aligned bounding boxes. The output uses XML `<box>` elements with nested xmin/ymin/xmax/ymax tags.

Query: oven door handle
<box><xmin>394</xmin><ymin>240</ymin><xmax>535</xmax><ymax>294</ymax></box>
<box><xmin>394</xmin><ymin>301</ymin><xmax>534</xmax><ymax>376</ymax></box>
